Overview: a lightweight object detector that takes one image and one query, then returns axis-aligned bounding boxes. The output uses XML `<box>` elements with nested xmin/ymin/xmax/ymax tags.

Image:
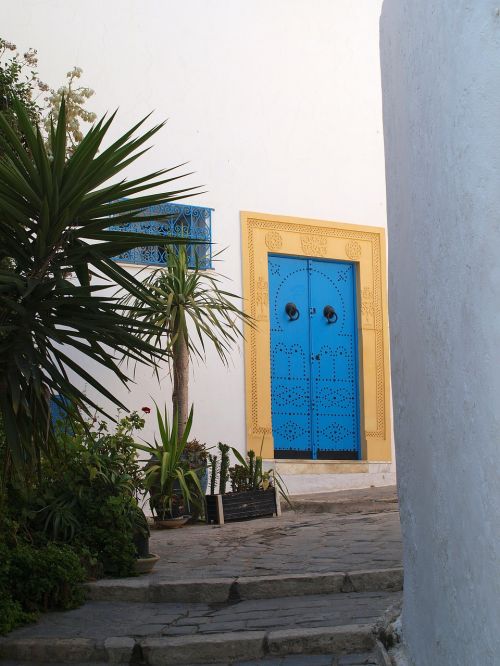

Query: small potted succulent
<box><xmin>184</xmin><ymin>439</ymin><xmax>209</xmax><ymax>493</ymax></box>
<box><xmin>205</xmin><ymin>444</ymin><xmax>290</xmax><ymax>524</ymax></box>
<box><xmin>182</xmin><ymin>438</ymin><xmax>209</xmax><ymax>521</ymax></box>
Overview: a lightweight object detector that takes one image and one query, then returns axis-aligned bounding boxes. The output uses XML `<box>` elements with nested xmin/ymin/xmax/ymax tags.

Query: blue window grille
<box><xmin>109</xmin><ymin>202</ymin><xmax>212</xmax><ymax>269</ymax></box>
<box><xmin>50</xmin><ymin>395</ymin><xmax>74</xmax><ymax>434</ymax></box>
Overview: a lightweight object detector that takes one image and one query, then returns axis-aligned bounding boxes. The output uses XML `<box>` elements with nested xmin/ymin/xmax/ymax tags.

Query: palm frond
<box><xmin>0</xmin><ymin>97</ymin><xmax>203</xmax><ymax>476</ymax></box>
<box><xmin>121</xmin><ymin>246</ymin><xmax>253</xmax><ymax>366</ymax></box>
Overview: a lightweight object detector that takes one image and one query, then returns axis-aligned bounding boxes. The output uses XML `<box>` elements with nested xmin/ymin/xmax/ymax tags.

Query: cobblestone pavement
<box><xmin>5</xmin><ymin>592</ymin><xmax>401</xmax><ymax>641</ymax></box>
<box><xmin>0</xmin><ymin>489</ymin><xmax>401</xmax><ymax>665</ymax></box>
<box><xmin>148</xmin><ymin>510</ymin><xmax>402</xmax><ymax>580</ymax></box>
<box><xmin>289</xmin><ymin>486</ymin><xmax>398</xmax><ymax>515</ymax></box>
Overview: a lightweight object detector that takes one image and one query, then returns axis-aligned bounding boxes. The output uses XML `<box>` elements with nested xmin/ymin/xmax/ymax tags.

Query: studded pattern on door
<box><xmin>268</xmin><ymin>255</ymin><xmax>360</xmax><ymax>460</ymax></box>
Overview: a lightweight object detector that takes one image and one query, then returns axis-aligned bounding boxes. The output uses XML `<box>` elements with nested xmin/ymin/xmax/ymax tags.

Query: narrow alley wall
<box><xmin>380</xmin><ymin>2</ymin><xmax>500</xmax><ymax>664</ymax></box>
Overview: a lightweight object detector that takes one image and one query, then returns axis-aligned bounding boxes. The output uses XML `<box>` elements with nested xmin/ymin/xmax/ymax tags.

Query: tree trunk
<box><xmin>172</xmin><ymin>332</ymin><xmax>189</xmax><ymax>440</ymax></box>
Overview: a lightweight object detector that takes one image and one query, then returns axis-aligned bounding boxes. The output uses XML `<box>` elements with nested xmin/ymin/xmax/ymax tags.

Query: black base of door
<box><xmin>274</xmin><ymin>449</ymin><xmax>359</xmax><ymax>460</ymax></box>
<box><xmin>274</xmin><ymin>449</ymin><xmax>310</xmax><ymax>459</ymax></box>
<box><xmin>317</xmin><ymin>450</ymin><xmax>358</xmax><ymax>460</ymax></box>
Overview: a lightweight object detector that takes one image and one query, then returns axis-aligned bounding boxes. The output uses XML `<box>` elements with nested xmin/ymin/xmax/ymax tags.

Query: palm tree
<box><xmin>124</xmin><ymin>247</ymin><xmax>252</xmax><ymax>439</ymax></box>
<box><xmin>0</xmin><ymin>98</ymin><xmax>201</xmax><ymax>476</ymax></box>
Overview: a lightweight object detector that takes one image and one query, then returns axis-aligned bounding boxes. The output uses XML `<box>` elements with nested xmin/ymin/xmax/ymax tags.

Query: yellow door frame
<box><xmin>241</xmin><ymin>211</ymin><xmax>391</xmax><ymax>462</ymax></box>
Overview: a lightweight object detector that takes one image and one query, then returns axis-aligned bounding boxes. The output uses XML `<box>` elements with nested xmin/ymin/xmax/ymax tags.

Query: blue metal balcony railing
<box><xmin>108</xmin><ymin>202</ymin><xmax>212</xmax><ymax>269</ymax></box>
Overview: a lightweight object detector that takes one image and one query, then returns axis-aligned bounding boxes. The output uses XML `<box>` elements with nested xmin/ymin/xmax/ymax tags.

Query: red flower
<box><xmin>141</xmin><ymin>406</ymin><xmax>151</xmax><ymax>414</ymax></box>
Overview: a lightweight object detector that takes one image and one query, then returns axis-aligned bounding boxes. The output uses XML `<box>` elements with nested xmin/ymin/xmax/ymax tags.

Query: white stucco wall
<box><xmin>3</xmin><ymin>1</ymin><xmax>393</xmax><ymax>491</ymax></box>
<box><xmin>380</xmin><ymin>2</ymin><xmax>500</xmax><ymax>663</ymax></box>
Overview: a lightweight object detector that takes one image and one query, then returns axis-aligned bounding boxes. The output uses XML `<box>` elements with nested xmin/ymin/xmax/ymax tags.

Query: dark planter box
<box><xmin>205</xmin><ymin>488</ymin><xmax>281</xmax><ymax>525</ymax></box>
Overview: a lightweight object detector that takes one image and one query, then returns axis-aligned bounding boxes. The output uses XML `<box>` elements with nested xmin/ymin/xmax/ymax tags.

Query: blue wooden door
<box><xmin>268</xmin><ymin>256</ymin><xmax>312</xmax><ymax>456</ymax></box>
<box><xmin>309</xmin><ymin>259</ymin><xmax>360</xmax><ymax>459</ymax></box>
<box><xmin>269</xmin><ymin>255</ymin><xmax>360</xmax><ymax>460</ymax></box>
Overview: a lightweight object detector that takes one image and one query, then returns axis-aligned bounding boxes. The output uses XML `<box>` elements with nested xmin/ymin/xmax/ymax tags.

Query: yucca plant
<box><xmin>135</xmin><ymin>403</ymin><xmax>202</xmax><ymax>520</ymax></box>
<box><xmin>123</xmin><ymin>246</ymin><xmax>252</xmax><ymax>439</ymax></box>
<box><xmin>0</xmin><ymin>97</ymin><xmax>201</xmax><ymax>477</ymax></box>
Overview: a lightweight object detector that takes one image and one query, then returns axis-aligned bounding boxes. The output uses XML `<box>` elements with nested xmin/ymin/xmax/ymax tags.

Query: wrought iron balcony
<box><xmin>108</xmin><ymin>202</ymin><xmax>212</xmax><ymax>269</ymax></box>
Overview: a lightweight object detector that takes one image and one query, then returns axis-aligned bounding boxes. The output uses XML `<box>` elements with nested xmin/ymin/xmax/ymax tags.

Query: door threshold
<box><xmin>266</xmin><ymin>460</ymin><xmax>369</xmax><ymax>475</ymax></box>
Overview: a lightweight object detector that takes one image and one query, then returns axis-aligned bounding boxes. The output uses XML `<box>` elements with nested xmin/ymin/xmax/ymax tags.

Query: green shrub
<box><xmin>75</xmin><ymin>495</ymin><xmax>137</xmax><ymax>578</ymax></box>
<box><xmin>0</xmin><ymin>593</ymin><xmax>28</xmax><ymax>635</ymax></box>
<box><xmin>0</xmin><ymin>529</ymin><xmax>85</xmax><ymax>635</ymax></box>
<box><xmin>0</xmin><ymin>542</ymin><xmax>34</xmax><ymax>635</ymax></box>
<box><xmin>0</xmin><ymin>409</ymin><xmax>145</xmax><ymax>638</ymax></box>
<box><xmin>0</xmin><ymin>420</ymin><xmax>85</xmax><ymax>634</ymax></box>
<box><xmin>31</xmin><ymin>412</ymin><xmax>146</xmax><ymax>577</ymax></box>
<box><xmin>9</xmin><ymin>542</ymin><xmax>85</xmax><ymax>612</ymax></box>
<box><xmin>0</xmin><ymin>540</ymin><xmax>82</xmax><ymax>634</ymax></box>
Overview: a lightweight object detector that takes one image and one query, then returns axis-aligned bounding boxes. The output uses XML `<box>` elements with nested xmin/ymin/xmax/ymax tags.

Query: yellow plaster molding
<box><xmin>241</xmin><ymin>211</ymin><xmax>392</xmax><ymax>462</ymax></box>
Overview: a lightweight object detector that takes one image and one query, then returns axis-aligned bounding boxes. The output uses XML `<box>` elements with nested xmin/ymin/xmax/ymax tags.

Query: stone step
<box><xmin>283</xmin><ymin>493</ymin><xmax>398</xmax><ymax>516</ymax></box>
<box><xmin>86</xmin><ymin>567</ymin><xmax>403</xmax><ymax>604</ymax></box>
<box><xmin>0</xmin><ymin>592</ymin><xmax>400</xmax><ymax>664</ymax></box>
<box><xmin>0</xmin><ymin>651</ymin><xmax>383</xmax><ymax>665</ymax></box>
<box><xmin>0</xmin><ymin>627</ymin><xmax>377</xmax><ymax>665</ymax></box>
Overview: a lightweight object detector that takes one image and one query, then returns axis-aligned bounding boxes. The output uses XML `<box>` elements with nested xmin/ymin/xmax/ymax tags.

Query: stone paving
<box><xmin>288</xmin><ymin>486</ymin><xmax>398</xmax><ymax>516</ymax></box>
<box><xmin>147</xmin><ymin>510</ymin><xmax>402</xmax><ymax>581</ymax></box>
<box><xmin>4</xmin><ymin>592</ymin><xmax>400</xmax><ymax>641</ymax></box>
<box><xmin>0</xmin><ymin>487</ymin><xmax>401</xmax><ymax>664</ymax></box>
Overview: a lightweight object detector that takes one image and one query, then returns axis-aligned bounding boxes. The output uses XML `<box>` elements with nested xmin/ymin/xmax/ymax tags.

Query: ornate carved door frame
<box><xmin>241</xmin><ymin>211</ymin><xmax>392</xmax><ymax>462</ymax></box>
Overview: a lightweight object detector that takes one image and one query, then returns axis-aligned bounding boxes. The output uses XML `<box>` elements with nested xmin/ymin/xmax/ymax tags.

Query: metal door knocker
<box><xmin>285</xmin><ymin>302</ymin><xmax>300</xmax><ymax>321</ymax></box>
<box><xmin>323</xmin><ymin>305</ymin><xmax>338</xmax><ymax>324</ymax></box>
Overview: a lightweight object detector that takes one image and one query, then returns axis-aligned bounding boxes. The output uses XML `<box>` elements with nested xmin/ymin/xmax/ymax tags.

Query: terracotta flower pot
<box><xmin>134</xmin><ymin>553</ymin><xmax>160</xmax><ymax>575</ymax></box>
<box><xmin>153</xmin><ymin>515</ymin><xmax>190</xmax><ymax>529</ymax></box>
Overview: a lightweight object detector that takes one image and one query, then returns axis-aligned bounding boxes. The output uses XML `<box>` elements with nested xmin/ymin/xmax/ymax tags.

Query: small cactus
<box><xmin>208</xmin><ymin>454</ymin><xmax>218</xmax><ymax>495</ymax></box>
<box><xmin>218</xmin><ymin>443</ymin><xmax>230</xmax><ymax>495</ymax></box>
<box><xmin>248</xmin><ymin>450</ymin><xmax>255</xmax><ymax>488</ymax></box>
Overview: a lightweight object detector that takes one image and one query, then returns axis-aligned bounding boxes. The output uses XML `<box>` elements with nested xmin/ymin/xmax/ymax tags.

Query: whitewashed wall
<box><xmin>381</xmin><ymin>1</ymin><xmax>500</xmax><ymax>663</ymax></box>
<box><xmin>4</xmin><ymin>1</ymin><xmax>391</xmax><ymax>491</ymax></box>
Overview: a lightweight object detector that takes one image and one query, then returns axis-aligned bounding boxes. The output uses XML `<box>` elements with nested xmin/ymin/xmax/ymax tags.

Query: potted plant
<box><xmin>136</xmin><ymin>404</ymin><xmax>203</xmax><ymax>529</ymax></box>
<box><xmin>183</xmin><ymin>438</ymin><xmax>209</xmax><ymax>522</ymax></box>
<box><xmin>205</xmin><ymin>445</ymin><xmax>290</xmax><ymax>525</ymax></box>
<box><xmin>133</xmin><ymin>506</ymin><xmax>160</xmax><ymax>574</ymax></box>
<box><xmin>184</xmin><ymin>439</ymin><xmax>209</xmax><ymax>493</ymax></box>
